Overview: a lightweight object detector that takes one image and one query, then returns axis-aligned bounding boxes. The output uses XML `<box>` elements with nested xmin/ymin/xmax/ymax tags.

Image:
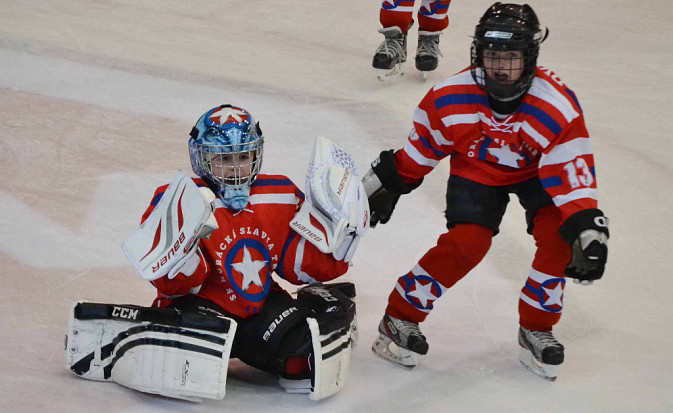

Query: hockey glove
<box><xmin>362</xmin><ymin>149</ymin><xmax>421</xmax><ymax>228</ymax></box>
<box><xmin>559</xmin><ymin>209</ymin><xmax>609</xmax><ymax>285</ymax></box>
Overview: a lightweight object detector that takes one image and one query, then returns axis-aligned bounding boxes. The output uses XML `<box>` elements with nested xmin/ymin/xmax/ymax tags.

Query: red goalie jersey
<box><xmin>394</xmin><ymin>66</ymin><xmax>598</xmax><ymax>221</ymax></box>
<box><xmin>141</xmin><ymin>174</ymin><xmax>349</xmax><ymax>319</ymax></box>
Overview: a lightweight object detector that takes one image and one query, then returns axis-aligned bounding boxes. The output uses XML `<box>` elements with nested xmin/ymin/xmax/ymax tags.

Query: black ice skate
<box><xmin>518</xmin><ymin>327</ymin><xmax>565</xmax><ymax>381</ymax></box>
<box><xmin>371</xmin><ymin>314</ymin><xmax>428</xmax><ymax>369</ymax></box>
<box><xmin>415</xmin><ymin>31</ymin><xmax>443</xmax><ymax>80</ymax></box>
<box><xmin>372</xmin><ymin>27</ymin><xmax>408</xmax><ymax>81</ymax></box>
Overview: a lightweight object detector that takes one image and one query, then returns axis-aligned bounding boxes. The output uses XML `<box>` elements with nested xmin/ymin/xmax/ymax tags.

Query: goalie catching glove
<box><xmin>290</xmin><ymin>136</ymin><xmax>369</xmax><ymax>262</ymax></box>
<box><xmin>122</xmin><ymin>170</ymin><xmax>218</xmax><ymax>281</ymax></box>
<box><xmin>559</xmin><ymin>208</ymin><xmax>609</xmax><ymax>285</ymax></box>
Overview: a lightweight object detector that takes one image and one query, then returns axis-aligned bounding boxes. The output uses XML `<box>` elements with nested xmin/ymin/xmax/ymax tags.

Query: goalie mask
<box><xmin>470</xmin><ymin>3</ymin><xmax>548</xmax><ymax>102</ymax></box>
<box><xmin>189</xmin><ymin>105</ymin><xmax>264</xmax><ymax>210</ymax></box>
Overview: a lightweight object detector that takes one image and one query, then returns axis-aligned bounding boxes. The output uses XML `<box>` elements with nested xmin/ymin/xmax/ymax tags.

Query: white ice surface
<box><xmin>1</xmin><ymin>1</ymin><xmax>672</xmax><ymax>412</ymax></box>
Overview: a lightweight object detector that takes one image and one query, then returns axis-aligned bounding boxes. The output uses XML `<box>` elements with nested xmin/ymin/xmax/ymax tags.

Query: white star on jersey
<box><xmin>407</xmin><ymin>281</ymin><xmax>438</xmax><ymax>308</ymax></box>
<box><xmin>211</xmin><ymin>107</ymin><xmax>246</xmax><ymax>125</ymax></box>
<box><xmin>231</xmin><ymin>246</ymin><xmax>266</xmax><ymax>291</ymax></box>
<box><xmin>487</xmin><ymin>145</ymin><xmax>524</xmax><ymax>168</ymax></box>
<box><xmin>543</xmin><ymin>282</ymin><xmax>564</xmax><ymax>307</ymax></box>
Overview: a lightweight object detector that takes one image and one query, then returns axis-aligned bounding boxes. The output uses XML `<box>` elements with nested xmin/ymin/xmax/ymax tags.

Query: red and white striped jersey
<box><xmin>142</xmin><ymin>174</ymin><xmax>348</xmax><ymax>319</ymax></box>
<box><xmin>394</xmin><ymin>66</ymin><xmax>598</xmax><ymax>221</ymax></box>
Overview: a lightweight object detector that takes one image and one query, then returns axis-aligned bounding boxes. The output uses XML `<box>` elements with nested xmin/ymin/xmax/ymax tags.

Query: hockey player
<box><xmin>373</xmin><ymin>0</ymin><xmax>452</xmax><ymax>80</ymax></box>
<box><xmin>364</xmin><ymin>3</ymin><xmax>609</xmax><ymax>381</ymax></box>
<box><xmin>65</xmin><ymin>105</ymin><xmax>368</xmax><ymax>401</ymax></box>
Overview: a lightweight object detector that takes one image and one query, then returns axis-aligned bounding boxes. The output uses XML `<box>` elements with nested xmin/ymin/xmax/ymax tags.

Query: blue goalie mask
<box><xmin>189</xmin><ymin>104</ymin><xmax>264</xmax><ymax>210</ymax></box>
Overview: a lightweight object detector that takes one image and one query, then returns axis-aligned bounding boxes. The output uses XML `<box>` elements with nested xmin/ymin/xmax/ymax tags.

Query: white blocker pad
<box><xmin>122</xmin><ymin>170</ymin><xmax>218</xmax><ymax>281</ymax></box>
<box><xmin>290</xmin><ymin>136</ymin><xmax>369</xmax><ymax>260</ymax></box>
<box><xmin>65</xmin><ymin>302</ymin><xmax>236</xmax><ymax>402</ymax></box>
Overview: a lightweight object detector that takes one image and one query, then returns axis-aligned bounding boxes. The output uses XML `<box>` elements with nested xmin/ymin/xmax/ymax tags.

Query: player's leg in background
<box><xmin>373</xmin><ymin>1</ymin><xmax>416</xmax><ymax>79</ymax></box>
<box><xmin>416</xmin><ymin>0</ymin><xmax>452</xmax><ymax>74</ymax></box>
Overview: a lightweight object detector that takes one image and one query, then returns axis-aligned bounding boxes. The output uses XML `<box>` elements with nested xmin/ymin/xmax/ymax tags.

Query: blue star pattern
<box><xmin>395</xmin><ymin>265</ymin><xmax>447</xmax><ymax>312</ymax></box>
<box><xmin>224</xmin><ymin>238</ymin><xmax>272</xmax><ymax>303</ymax></box>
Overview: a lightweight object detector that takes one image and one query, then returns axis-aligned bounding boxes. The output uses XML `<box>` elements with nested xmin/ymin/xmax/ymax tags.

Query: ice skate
<box><xmin>372</xmin><ymin>27</ymin><xmax>408</xmax><ymax>81</ymax></box>
<box><xmin>518</xmin><ymin>327</ymin><xmax>564</xmax><ymax>381</ymax></box>
<box><xmin>371</xmin><ymin>314</ymin><xmax>428</xmax><ymax>369</ymax></box>
<box><xmin>415</xmin><ymin>31</ymin><xmax>443</xmax><ymax>80</ymax></box>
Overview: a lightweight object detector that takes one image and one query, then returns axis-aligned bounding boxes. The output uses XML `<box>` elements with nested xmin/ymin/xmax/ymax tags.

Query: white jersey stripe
<box><xmin>403</xmin><ymin>140</ymin><xmax>440</xmax><ymax>167</ymax></box>
<box><xmin>552</xmin><ymin>187</ymin><xmax>597</xmax><ymax>206</ymax></box>
<box><xmin>294</xmin><ymin>237</ymin><xmax>318</xmax><ymax>284</ymax></box>
<box><xmin>441</xmin><ymin>112</ymin><xmax>480</xmax><ymax>128</ymax></box>
<box><xmin>414</xmin><ymin>108</ymin><xmax>453</xmax><ymax>146</ymax></box>
<box><xmin>539</xmin><ymin>138</ymin><xmax>593</xmax><ymax>167</ymax></box>
<box><xmin>248</xmin><ymin>193</ymin><xmax>299</xmax><ymax>205</ymax></box>
<box><xmin>529</xmin><ymin>77</ymin><xmax>580</xmax><ymax>123</ymax></box>
<box><xmin>521</xmin><ymin>121</ymin><xmax>551</xmax><ymax>148</ymax></box>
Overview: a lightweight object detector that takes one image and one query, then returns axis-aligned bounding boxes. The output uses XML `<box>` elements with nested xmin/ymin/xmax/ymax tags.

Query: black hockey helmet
<box><xmin>470</xmin><ymin>3</ymin><xmax>549</xmax><ymax>101</ymax></box>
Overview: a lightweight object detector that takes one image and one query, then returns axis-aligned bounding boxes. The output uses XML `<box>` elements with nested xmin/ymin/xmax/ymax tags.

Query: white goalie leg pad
<box><xmin>122</xmin><ymin>170</ymin><xmax>218</xmax><ymax>282</ymax></box>
<box><xmin>306</xmin><ymin>316</ymin><xmax>353</xmax><ymax>401</ymax></box>
<box><xmin>290</xmin><ymin>136</ymin><xmax>369</xmax><ymax>260</ymax></box>
<box><xmin>65</xmin><ymin>302</ymin><xmax>236</xmax><ymax>402</ymax></box>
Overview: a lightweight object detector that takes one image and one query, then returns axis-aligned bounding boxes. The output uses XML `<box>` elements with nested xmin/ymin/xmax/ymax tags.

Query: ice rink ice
<box><xmin>1</xmin><ymin>1</ymin><xmax>672</xmax><ymax>411</ymax></box>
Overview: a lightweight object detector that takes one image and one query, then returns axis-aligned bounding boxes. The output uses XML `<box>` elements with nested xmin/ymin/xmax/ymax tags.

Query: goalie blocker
<box><xmin>65</xmin><ymin>282</ymin><xmax>357</xmax><ymax>402</ymax></box>
<box><xmin>122</xmin><ymin>170</ymin><xmax>218</xmax><ymax>282</ymax></box>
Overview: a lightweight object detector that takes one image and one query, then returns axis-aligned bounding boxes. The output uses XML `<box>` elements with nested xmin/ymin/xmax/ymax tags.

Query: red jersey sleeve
<box><xmin>538</xmin><ymin>115</ymin><xmax>599</xmax><ymax>221</ymax></box>
<box><xmin>394</xmin><ymin>85</ymin><xmax>455</xmax><ymax>184</ymax></box>
<box><xmin>275</xmin><ymin>190</ymin><xmax>349</xmax><ymax>285</ymax></box>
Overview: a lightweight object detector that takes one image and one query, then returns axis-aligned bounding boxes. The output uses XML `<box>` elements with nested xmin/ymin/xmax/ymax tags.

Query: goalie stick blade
<box><xmin>371</xmin><ymin>333</ymin><xmax>418</xmax><ymax>370</ymax></box>
<box><xmin>519</xmin><ymin>347</ymin><xmax>558</xmax><ymax>381</ymax></box>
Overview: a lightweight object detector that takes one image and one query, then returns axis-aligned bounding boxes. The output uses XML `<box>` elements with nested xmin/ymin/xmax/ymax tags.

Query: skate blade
<box><xmin>376</xmin><ymin>64</ymin><xmax>404</xmax><ymax>82</ymax></box>
<box><xmin>371</xmin><ymin>334</ymin><xmax>419</xmax><ymax>369</ymax></box>
<box><xmin>420</xmin><ymin>71</ymin><xmax>429</xmax><ymax>81</ymax></box>
<box><xmin>519</xmin><ymin>347</ymin><xmax>558</xmax><ymax>381</ymax></box>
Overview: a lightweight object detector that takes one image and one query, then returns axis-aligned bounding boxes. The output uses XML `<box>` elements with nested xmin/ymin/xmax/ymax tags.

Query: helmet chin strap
<box><xmin>216</xmin><ymin>185</ymin><xmax>251</xmax><ymax>211</ymax></box>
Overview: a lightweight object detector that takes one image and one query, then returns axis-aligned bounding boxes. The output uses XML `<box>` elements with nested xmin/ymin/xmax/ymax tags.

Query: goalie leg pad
<box><xmin>65</xmin><ymin>302</ymin><xmax>236</xmax><ymax>402</ymax></box>
<box><xmin>306</xmin><ymin>315</ymin><xmax>353</xmax><ymax>400</ymax></box>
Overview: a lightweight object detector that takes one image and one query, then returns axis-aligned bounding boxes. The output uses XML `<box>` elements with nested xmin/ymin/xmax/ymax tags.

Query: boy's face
<box><xmin>208</xmin><ymin>152</ymin><xmax>254</xmax><ymax>186</ymax></box>
<box><xmin>482</xmin><ymin>49</ymin><xmax>525</xmax><ymax>85</ymax></box>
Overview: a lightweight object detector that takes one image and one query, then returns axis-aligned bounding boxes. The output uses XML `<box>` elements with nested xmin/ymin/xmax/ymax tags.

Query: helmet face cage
<box><xmin>194</xmin><ymin>140</ymin><xmax>263</xmax><ymax>189</ymax></box>
<box><xmin>189</xmin><ymin>105</ymin><xmax>264</xmax><ymax>191</ymax></box>
<box><xmin>470</xmin><ymin>3</ymin><xmax>546</xmax><ymax>101</ymax></box>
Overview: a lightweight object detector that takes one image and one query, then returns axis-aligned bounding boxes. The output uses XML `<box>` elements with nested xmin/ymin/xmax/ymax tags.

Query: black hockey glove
<box><xmin>559</xmin><ymin>209</ymin><xmax>610</xmax><ymax>285</ymax></box>
<box><xmin>362</xmin><ymin>149</ymin><xmax>421</xmax><ymax>228</ymax></box>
